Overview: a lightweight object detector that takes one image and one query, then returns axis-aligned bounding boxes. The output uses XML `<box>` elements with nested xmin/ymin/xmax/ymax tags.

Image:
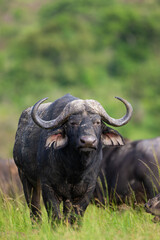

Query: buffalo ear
<box><xmin>101</xmin><ymin>126</ymin><xmax>124</xmax><ymax>146</ymax></box>
<box><xmin>45</xmin><ymin>133</ymin><xmax>68</xmax><ymax>149</ymax></box>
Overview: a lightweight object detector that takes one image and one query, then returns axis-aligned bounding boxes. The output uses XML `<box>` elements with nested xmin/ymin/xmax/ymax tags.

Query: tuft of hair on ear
<box><xmin>102</xmin><ymin>127</ymin><xmax>124</xmax><ymax>146</ymax></box>
<box><xmin>45</xmin><ymin>133</ymin><xmax>68</xmax><ymax>149</ymax></box>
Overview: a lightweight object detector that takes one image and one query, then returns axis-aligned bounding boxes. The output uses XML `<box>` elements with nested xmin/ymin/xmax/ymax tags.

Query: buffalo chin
<box><xmin>79</xmin><ymin>147</ymin><xmax>96</xmax><ymax>152</ymax></box>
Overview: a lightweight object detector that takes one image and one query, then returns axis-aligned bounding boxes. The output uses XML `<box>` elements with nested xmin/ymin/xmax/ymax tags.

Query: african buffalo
<box><xmin>145</xmin><ymin>193</ymin><xmax>160</xmax><ymax>222</ymax></box>
<box><xmin>94</xmin><ymin>137</ymin><xmax>160</xmax><ymax>206</ymax></box>
<box><xmin>13</xmin><ymin>94</ymin><xmax>132</xmax><ymax>223</ymax></box>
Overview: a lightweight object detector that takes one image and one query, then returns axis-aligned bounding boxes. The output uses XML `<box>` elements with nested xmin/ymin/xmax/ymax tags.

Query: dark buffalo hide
<box><xmin>13</xmin><ymin>94</ymin><xmax>132</xmax><ymax>224</ymax></box>
<box><xmin>94</xmin><ymin>137</ymin><xmax>160</xmax><ymax>206</ymax></box>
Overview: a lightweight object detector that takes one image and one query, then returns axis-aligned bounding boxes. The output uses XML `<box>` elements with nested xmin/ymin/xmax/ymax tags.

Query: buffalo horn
<box><xmin>31</xmin><ymin>97</ymin><xmax>133</xmax><ymax>129</ymax></box>
<box><xmin>85</xmin><ymin>97</ymin><xmax>133</xmax><ymax>127</ymax></box>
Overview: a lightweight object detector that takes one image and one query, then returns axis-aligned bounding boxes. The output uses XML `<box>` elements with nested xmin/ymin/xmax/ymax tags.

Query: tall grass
<box><xmin>1</xmin><ymin>145</ymin><xmax>160</xmax><ymax>239</ymax></box>
<box><xmin>0</xmin><ymin>195</ymin><xmax>160</xmax><ymax>240</ymax></box>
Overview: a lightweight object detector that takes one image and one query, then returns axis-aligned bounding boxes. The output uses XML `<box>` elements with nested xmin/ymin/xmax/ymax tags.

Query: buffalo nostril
<box><xmin>80</xmin><ymin>138</ymin><xmax>86</xmax><ymax>144</ymax></box>
<box><xmin>80</xmin><ymin>136</ymin><xmax>97</xmax><ymax>147</ymax></box>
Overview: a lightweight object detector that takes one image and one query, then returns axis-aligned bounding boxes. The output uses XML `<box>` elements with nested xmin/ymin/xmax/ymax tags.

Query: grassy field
<box><xmin>0</xmin><ymin>195</ymin><xmax>160</xmax><ymax>240</ymax></box>
<box><xmin>1</xmin><ymin>0</ymin><xmax>160</xmax><ymax>239</ymax></box>
<box><xmin>1</xmin><ymin>0</ymin><xmax>160</xmax><ymax>159</ymax></box>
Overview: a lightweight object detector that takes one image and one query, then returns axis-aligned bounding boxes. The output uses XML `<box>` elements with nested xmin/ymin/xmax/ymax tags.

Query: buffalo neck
<box><xmin>53</xmin><ymin>144</ymin><xmax>103</xmax><ymax>177</ymax></box>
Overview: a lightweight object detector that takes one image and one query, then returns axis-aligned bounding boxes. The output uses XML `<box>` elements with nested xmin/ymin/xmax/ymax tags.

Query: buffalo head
<box><xmin>31</xmin><ymin>97</ymin><xmax>133</xmax><ymax>152</ymax></box>
<box><xmin>145</xmin><ymin>194</ymin><xmax>160</xmax><ymax>216</ymax></box>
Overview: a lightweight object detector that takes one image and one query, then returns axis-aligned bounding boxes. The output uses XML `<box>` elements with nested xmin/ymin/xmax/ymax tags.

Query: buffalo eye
<box><xmin>70</xmin><ymin>121</ymin><xmax>79</xmax><ymax>126</ymax></box>
<box><xmin>93</xmin><ymin>120</ymin><xmax>101</xmax><ymax>126</ymax></box>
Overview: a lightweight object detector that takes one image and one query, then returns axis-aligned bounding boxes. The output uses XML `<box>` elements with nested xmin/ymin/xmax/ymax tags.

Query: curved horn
<box><xmin>31</xmin><ymin>98</ymin><xmax>50</xmax><ymax>128</ymax></box>
<box><xmin>31</xmin><ymin>96</ymin><xmax>133</xmax><ymax>129</ymax></box>
<box><xmin>31</xmin><ymin>98</ymin><xmax>86</xmax><ymax>129</ymax></box>
<box><xmin>85</xmin><ymin>97</ymin><xmax>133</xmax><ymax>127</ymax></box>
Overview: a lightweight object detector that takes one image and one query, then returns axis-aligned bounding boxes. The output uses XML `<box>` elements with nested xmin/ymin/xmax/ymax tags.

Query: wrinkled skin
<box><xmin>13</xmin><ymin>94</ymin><xmax>125</xmax><ymax>224</ymax></box>
<box><xmin>94</xmin><ymin>137</ymin><xmax>160</xmax><ymax>206</ymax></box>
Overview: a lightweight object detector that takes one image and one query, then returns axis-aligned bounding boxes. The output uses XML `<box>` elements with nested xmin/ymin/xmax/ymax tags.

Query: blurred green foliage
<box><xmin>0</xmin><ymin>0</ymin><xmax>160</xmax><ymax>158</ymax></box>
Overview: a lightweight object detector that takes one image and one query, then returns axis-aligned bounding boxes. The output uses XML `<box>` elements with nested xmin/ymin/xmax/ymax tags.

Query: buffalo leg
<box><xmin>41</xmin><ymin>183</ymin><xmax>61</xmax><ymax>224</ymax></box>
<box><xmin>30</xmin><ymin>179</ymin><xmax>41</xmax><ymax>219</ymax></box>
<box><xmin>70</xmin><ymin>190</ymin><xmax>94</xmax><ymax>225</ymax></box>
<box><xmin>18</xmin><ymin>170</ymin><xmax>41</xmax><ymax>219</ymax></box>
<box><xmin>18</xmin><ymin>169</ymin><xmax>32</xmax><ymax>206</ymax></box>
<box><xmin>63</xmin><ymin>199</ymin><xmax>72</xmax><ymax>217</ymax></box>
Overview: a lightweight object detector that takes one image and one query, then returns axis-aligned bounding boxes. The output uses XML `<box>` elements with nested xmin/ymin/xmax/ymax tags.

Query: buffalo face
<box><xmin>45</xmin><ymin>112</ymin><xmax>124</xmax><ymax>152</ymax></box>
<box><xmin>67</xmin><ymin>113</ymin><xmax>101</xmax><ymax>152</ymax></box>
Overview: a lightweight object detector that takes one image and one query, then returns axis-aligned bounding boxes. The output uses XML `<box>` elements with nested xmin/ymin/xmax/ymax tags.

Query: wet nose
<box><xmin>79</xmin><ymin>136</ymin><xmax>97</xmax><ymax>148</ymax></box>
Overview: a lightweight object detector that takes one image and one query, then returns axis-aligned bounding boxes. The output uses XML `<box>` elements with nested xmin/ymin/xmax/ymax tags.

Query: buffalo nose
<box><xmin>80</xmin><ymin>136</ymin><xmax>97</xmax><ymax>148</ymax></box>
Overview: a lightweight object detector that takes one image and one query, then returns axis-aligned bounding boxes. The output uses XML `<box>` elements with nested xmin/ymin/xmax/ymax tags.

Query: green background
<box><xmin>0</xmin><ymin>0</ymin><xmax>160</xmax><ymax>158</ymax></box>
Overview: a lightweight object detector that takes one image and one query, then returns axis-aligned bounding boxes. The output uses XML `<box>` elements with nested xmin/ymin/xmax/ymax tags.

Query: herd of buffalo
<box><xmin>1</xmin><ymin>94</ymin><xmax>160</xmax><ymax>224</ymax></box>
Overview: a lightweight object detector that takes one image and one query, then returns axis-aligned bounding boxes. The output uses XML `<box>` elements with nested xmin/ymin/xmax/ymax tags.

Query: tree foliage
<box><xmin>0</xmin><ymin>0</ymin><xmax>160</xmax><ymax>157</ymax></box>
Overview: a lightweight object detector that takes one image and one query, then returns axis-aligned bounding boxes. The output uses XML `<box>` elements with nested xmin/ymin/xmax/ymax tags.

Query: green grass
<box><xmin>0</xmin><ymin>196</ymin><xmax>160</xmax><ymax>240</ymax></box>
